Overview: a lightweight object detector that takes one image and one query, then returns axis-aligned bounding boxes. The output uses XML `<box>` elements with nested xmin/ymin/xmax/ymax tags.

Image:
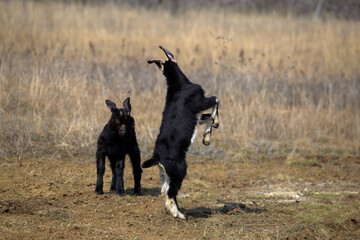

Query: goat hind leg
<box><xmin>165</xmin><ymin>195</ymin><xmax>186</xmax><ymax>219</ymax></box>
<box><xmin>166</xmin><ymin>181</ymin><xmax>186</xmax><ymax>219</ymax></box>
<box><xmin>158</xmin><ymin>163</ymin><xmax>170</xmax><ymax>195</ymax></box>
<box><xmin>130</xmin><ymin>145</ymin><xmax>142</xmax><ymax>195</ymax></box>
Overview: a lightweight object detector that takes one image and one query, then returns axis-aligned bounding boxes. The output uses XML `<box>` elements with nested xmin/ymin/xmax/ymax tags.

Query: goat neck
<box><xmin>163</xmin><ymin>61</ymin><xmax>191</xmax><ymax>89</ymax></box>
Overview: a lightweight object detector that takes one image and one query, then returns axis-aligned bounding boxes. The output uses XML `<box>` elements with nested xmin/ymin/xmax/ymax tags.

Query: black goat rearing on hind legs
<box><xmin>142</xmin><ymin>46</ymin><xmax>219</xmax><ymax>219</ymax></box>
<box><xmin>95</xmin><ymin>98</ymin><xmax>142</xmax><ymax>196</ymax></box>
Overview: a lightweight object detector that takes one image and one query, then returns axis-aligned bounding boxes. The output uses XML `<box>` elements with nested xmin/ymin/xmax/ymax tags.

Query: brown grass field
<box><xmin>0</xmin><ymin>1</ymin><xmax>359</xmax><ymax>239</ymax></box>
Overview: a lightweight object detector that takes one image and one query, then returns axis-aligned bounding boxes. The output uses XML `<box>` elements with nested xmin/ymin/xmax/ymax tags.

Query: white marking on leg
<box><xmin>212</xmin><ymin>98</ymin><xmax>219</xmax><ymax>128</ymax></box>
<box><xmin>202</xmin><ymin>116</ymin><xmax>213</xmax><ymax>146</ymax></box>
<box><xmin>165</xmin><ymin>195</ymin><xmax>186</xmax><ymax>219</ymax></box>
<box><xmin>158</xmin><ymin>163</ymin><xmax>169</xmax><ymax>195</ymax></box>
<box><xmin>190</xmin><ymin>113</ymin><xmax>201</xmax><ymax>144</ymax></box>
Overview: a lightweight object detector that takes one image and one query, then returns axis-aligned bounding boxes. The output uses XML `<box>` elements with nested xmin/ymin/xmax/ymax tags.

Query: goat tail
<box><xmin>141</xmin><ymin>157</ymin><xmax>159</xmax><ymax>168</ymax></box>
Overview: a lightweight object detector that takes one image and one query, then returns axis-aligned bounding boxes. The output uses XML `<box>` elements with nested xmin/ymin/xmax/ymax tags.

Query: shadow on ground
<box><xmin>184</xmin><ymin>202</ymin><xmax>266</xmax><ymax>218</ymax></box>
<box><xmin>125</xmin><ymin>187</ymin><xmax>161</xmax><ymax>196</ymax></box>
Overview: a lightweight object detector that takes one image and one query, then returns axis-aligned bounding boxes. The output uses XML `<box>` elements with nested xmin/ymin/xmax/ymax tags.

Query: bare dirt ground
<box><xmin>1</xmin><ymin>153</ymin><xmax>359</xmax><ymax>239</ymax></box>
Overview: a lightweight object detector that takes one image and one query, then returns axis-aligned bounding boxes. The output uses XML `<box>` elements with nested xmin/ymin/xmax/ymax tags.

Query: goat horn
<box><xmin>159</xmin><ymin>46</ymin><xmax>176</xmax><ymax>62</ymax></box>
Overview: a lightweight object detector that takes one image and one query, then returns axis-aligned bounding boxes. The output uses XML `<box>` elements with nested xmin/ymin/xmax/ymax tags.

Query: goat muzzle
<box><xmin>119</xmin><ymin>124</ymin><xmax>126</xmax><ymax>136</ymax></box>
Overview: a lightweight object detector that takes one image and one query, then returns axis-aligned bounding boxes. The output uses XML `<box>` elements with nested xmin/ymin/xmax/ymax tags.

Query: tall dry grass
<box><xmin>0</xmin><ymin>1</ymin><xmax>359</xmax><ymax>161</ymax></box>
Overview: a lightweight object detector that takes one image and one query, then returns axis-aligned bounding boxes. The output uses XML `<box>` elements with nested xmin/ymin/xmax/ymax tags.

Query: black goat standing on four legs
<box><xmin>142</xmin><ymin>46</ymin><xmax>219</xmax><ymax>219</ymax></box>
<box><xmin>95</xmin><ymin>98</ymin><xmax>142</xmax><ymax>196</ymax></box>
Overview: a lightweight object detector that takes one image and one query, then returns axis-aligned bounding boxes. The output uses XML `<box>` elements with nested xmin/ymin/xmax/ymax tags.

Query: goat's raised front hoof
<box><xmin>212</xmin><ymin>122</ymin><xmax>219</xmax><ymax>129</ymax></box>
<box><xmin>202</xmin><ymin>138</ymin><xmax>211</xmax><ymax>146</ymax></box>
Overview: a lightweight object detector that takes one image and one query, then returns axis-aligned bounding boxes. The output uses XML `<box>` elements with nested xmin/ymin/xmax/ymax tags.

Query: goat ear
<box><xmin>123</xmin><ymin>97</ymin><xmax>131</xmax><ymax>112</ymax></box>
<box><xmin>148</xmin><ymin>60</ymin><xmax>164</xmax><ymax>72</ymax></box>
<box><xmin>159</xmin><ymin>46</ymin><xmax>176</xmax><ymax>62</ymax></box>
<box><xmin>105</xmin><ymin>99</ymin><xmax>117</xmax><ymax>112</ymax></box>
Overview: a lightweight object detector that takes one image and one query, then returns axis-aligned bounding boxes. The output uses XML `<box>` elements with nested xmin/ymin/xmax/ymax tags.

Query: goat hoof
<box><xmin>177</xmin><ymin>212</ymin><xmax>187</xmax><ymax>220</ymax></box>
<box><xmin>116</xmin><ymin>189</ymin><xmax>125</xmax><ymax>196</ymax></box>
<box><xmin>95</xmin><ymin>190</ymin><xmax>104</xmax><ymax>195</ymax></box>
<box><xmin>202</xmin><ymin>139</ymin><xmax>210</xmax><ymax>146</ymax></box>
<box><xmin>133</xmin><ymin>189</ymin><xmax>142</xmax><ymax>196</ymax></box>
<box><xmin>212</xmin><ymin>122</ymin><xmax>219</xmax><ymax>129</ymax></box>
<box><xmin>110</xmin><ymin>185</ymin><xmax>117</xmax><ymax>193</ymax></box>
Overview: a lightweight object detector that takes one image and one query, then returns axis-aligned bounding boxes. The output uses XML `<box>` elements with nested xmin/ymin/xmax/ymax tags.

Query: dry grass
<box><xmin>1</xmin><ymin>2</ymin><xmax>360</xmax><ymax>238</ymax></box>
<box><xmin>0</xmin><ymin>0</ymin><xmax>359</xmax><ymax>161</ymax></box>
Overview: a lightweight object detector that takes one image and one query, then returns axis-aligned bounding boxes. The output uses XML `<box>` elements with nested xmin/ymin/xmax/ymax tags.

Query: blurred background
<box><xmin>1</xmin><ymin>0</ymin><xmax>359</xmax><ymax>162</ymax></box>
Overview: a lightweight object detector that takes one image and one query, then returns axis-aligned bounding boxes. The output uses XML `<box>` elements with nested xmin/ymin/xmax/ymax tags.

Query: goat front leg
<box><xmin>113</xmin><ymin>158</ymin><xmax>125</xmax><ymax>195</ymax></box>
<box><xmin>95</xmin><ymin>149</ymin><xmax>105</xmax><ymax>195</ymax></box>
<box><xmin>110</xmin><ymin>160</ymin><xmax>117</xmax><ymax>193</ymax></box>
<box><xmin>211</xmin><ymin>98</ymin><xmax>219</xmax><ymax>129</ymax></box>
<box><xmin>198</xmin><ymin>97</ymin><xmax>219</xmax><ymax>146</ymax></box>
<box><xmin>197</xmin><ymin>96</ymin><xmax>219</xmax><ymax>128</ymax></box>
<box><xmin>198</xmin><ymin>114</ymin><xmax>213</xmax><ymax>146</ymax></box>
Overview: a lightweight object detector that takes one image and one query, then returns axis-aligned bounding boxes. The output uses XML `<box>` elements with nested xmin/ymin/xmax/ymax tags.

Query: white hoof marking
<box><xmin>165</xmin><ymin>195</ymin><xmax>186</xmax><ymax>219</ymax></box>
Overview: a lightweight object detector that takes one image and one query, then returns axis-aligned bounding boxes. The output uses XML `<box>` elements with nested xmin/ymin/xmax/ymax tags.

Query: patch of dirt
<box><xmin>1</xmin><ymin>155</ymin><xmax>359</xmax><ymax>239</ymax></box>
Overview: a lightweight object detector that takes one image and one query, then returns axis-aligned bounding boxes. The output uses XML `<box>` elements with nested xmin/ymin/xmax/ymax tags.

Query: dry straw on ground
<box><xmin>0</xmin><ymin>1</ymin><xmax>359</xmax><ymax>161</ymax></box>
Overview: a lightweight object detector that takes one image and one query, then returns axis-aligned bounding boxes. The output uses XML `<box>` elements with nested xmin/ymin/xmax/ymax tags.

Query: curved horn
<box><xmin>159</xmin><ymin>46</ymin><xmax>176</xmax><ymax>62</ymax></box>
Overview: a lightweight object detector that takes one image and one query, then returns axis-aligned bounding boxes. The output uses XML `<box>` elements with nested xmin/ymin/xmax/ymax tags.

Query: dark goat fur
<box><xmin>142</xmin><ymin>46</ymin><xmax>219</xmax><ymax>219</ymax></box>
<box><xmin>95</xmin><ymin>98</ymin><xmax>142</xmax><ymax>196</ymax></box>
